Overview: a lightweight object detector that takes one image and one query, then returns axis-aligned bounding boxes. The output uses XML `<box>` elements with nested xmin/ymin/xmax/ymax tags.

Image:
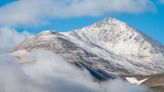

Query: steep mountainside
<box><xmin>12</xmin><ymin>18</ymin><xmax>164</xmax><ymax>76</ymax></box>
<box><xmin>66</xmin><ymin>18</ymin><xmax>164</xmax><ymax>62</ymax></box>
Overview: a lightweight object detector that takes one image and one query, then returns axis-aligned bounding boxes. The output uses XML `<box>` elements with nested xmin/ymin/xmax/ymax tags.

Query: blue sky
<box><xmin>0</xmin><ymin>0</ymin><xmax>163</xmax><ymax>44</ymax></box>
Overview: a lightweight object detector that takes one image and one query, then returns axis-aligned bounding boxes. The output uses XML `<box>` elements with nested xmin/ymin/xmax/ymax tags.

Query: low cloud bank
<box><xmin>0</xmin><ymin>49</ymin><xmax>149</xmax><ymax>92</ymax></box>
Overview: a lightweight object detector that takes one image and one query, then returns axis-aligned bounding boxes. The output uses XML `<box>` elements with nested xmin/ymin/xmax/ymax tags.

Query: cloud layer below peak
<box><xmin>0</xmin><ymin>0</ymin><xmax>155</xmax><ymax>27</ymax></box>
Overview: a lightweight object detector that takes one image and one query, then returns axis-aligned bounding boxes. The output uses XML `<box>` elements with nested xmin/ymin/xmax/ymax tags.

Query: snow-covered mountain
<box><xmin>12</xmin><ymin>18</ymin><xmax>164</xmax><ymax>76</ymax></box>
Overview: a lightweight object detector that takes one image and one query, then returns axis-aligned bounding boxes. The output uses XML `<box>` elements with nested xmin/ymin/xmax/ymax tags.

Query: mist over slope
<box><xmin>0</xmin><ymin>47</ymin><xmax>148</xmax><ymax>92</ymax></box>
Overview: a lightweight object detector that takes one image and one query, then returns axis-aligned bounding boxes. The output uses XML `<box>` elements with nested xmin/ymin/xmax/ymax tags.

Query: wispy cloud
<box><xmin>160</xmin><ymin>0</ymin><xmax>164</xmax><ymax>3</ymax></box>
<box><xmin>0</xmin><ymin>0</ymin><xmax>155</xmax><ymax>27</ymax></box>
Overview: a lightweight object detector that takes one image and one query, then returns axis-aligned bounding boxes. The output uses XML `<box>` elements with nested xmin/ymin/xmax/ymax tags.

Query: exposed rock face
<box><xmin>12</xmin><ymin>18</ymin><xmax>164</xmax><ymax>76</ymax></box>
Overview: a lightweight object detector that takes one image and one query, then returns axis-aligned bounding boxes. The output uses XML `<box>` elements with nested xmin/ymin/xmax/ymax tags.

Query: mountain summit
<box><xmin>12</xmin><ymin>18</ymin><xmax>164</xmax><ymax>75</ymax></box>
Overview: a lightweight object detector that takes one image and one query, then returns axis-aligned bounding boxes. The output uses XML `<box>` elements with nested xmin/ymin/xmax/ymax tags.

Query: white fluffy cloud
<box><xmin>0</xmin><ymin>27</ymin><xmax>30</xmax><ymax>53</ymax></box>
<box><xmin>0</xmin><ymin>0</ymin><xmax>155</xmax><ymax>27</ymax></box>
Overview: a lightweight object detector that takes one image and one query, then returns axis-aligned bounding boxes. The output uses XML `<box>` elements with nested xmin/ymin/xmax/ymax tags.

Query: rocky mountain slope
<box><xmin>12</xmin><ymin>18</ymin><xmax>164</xmax><ymax>76</ymax></box>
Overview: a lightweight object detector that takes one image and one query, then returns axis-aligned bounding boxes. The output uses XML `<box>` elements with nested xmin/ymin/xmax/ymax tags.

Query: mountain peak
<box><xmin>38</xmin><ymin>30</ymin><xmax>57</xmax><ymax>36</ymax></box>
<box><xmin>94</xmin><ymin>18</ymin><xmax>127</xmax><ymax>27</ymax></box>
<box><xmin>102</xmin><ymin>17</ymin><xmax>123</xmax><ymax>23</ymax></box>
<box><xmin>72</xmin><ymin>18</ymin><xmax>135</xmax><ymax>37</ymax></box>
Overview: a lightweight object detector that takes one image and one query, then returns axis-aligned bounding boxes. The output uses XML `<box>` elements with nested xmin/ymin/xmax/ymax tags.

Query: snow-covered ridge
<box><xmin>67</xmin><ymin>18</ymin><xmax>164</xmax><ymax>62</ymax></box>
<box><xmin>12</xmin><ymin>18</ymin><xmax>164</xmax><ymax>75</ymax></box>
